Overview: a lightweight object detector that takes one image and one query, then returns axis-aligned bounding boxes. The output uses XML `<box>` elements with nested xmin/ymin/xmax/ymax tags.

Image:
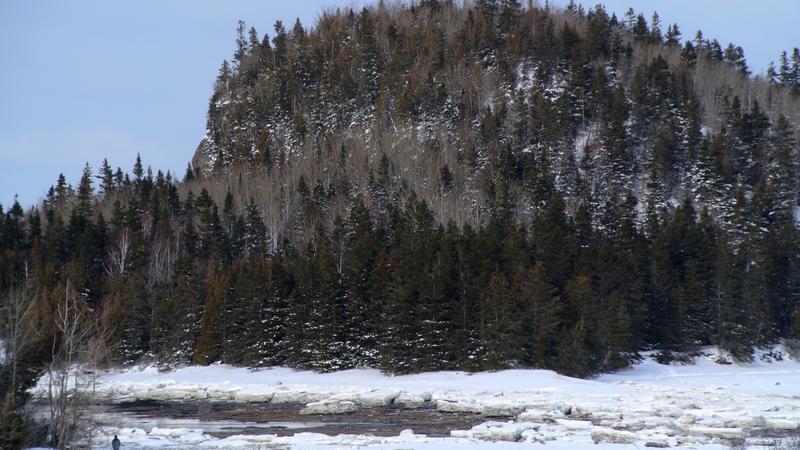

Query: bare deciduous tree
<box><xmin>1</xmin><ymin>268</ymin><xmax>37</xmax><ymax>403</ymax></box>
<box><xmin>46</xmin><ymin>281</ymin><xmax>99</xmax><ymax>449</ymax></box>
<box><xmin>105</xmin><ymin>228</ymin><xmax>132</xmax><ymax>278</ymax></box>
<box><xmin>149</xmin><ymin>230</ymin><xmax>176</xmax><ymax>285</ymax></box>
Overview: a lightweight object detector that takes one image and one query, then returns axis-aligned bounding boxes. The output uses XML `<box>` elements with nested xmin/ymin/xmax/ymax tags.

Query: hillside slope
<box><xmin>192</xmin><ymin>1</ymin><xmax>800</xmax><ymax>238</ymax></box>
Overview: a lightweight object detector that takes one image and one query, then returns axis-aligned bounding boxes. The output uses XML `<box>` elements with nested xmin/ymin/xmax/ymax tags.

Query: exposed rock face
<box><xmin>192</xmin><ymin>134</ymin><xmax>217</xmax><ymax>174</ymax></box>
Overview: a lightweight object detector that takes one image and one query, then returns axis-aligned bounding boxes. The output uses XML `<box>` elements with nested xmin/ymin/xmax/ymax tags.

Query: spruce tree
<box><xmin>523</xmin><ymin>262</ymin><xmax>561</xmax><ymax>368</ymax></box>
<box><xmin>481</xmin><ymin>274</ymin><xmax>524</xmax><ymax>369</ymax></box>
<box><xmin>194</xmin><ymin>264</ymin><xmax>228</xmax><ymax>365</ymax></box>
<box><xmin>97</xmin><ymin>159</ymin><xmax>114</xmax><ymax>196</ymax></box>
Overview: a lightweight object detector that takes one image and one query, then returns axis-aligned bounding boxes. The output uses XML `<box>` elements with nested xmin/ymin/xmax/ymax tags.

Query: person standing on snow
<box><xmin>112</xmin><ymin>435</ymin><xmax>121</xmax><ymax>449</ymax></box>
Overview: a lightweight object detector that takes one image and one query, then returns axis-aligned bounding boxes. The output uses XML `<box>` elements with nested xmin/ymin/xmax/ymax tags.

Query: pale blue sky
<box><xmin>1</xmin><ymin>0</ymin><xmax>798</xmax><ymax>209</ymax></box>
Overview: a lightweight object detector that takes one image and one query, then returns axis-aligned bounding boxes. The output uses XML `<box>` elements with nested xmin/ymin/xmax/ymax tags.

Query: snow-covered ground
<box><xmin>31</xmin><ymin>345</ymin><xmax>800</xmax><ymax>449</ymax></box>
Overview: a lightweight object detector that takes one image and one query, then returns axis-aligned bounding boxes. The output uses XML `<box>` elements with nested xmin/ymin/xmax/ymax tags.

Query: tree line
<box><xmin>1</xmin><ymin>150</ymin><xmax>798</xmax><ymax>379</ymax></box>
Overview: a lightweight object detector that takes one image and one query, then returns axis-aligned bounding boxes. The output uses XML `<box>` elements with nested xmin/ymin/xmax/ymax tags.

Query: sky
<box><xmin>1</xmin><ymin>0</ymin><xmax>798</xmax><ymax>209</ymax></box>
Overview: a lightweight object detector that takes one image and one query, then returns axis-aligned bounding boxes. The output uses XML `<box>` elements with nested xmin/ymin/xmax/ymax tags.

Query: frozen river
<box><xmin>85</xmin><ymin>399</ymin><xmax>485</xmax><ymax>438</ymax></box>
<box><xmin>30</xmin><ymin>345</ymin><xmax>800</xmax><ymax>449</ymax></box>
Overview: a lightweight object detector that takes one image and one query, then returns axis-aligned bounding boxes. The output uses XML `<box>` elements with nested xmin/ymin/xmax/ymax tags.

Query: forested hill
<box><xmin>3</xmin><ymin>0</ymin><xmax>800</xmax><ymax>398</ymax></box>
<box><xmin>194</xmin><ymin>0</ymin><xmax>800</xmax><ymax>232</ymax></box>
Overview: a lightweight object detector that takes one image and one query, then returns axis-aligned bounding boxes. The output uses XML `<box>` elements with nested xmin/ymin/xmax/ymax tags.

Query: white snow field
<box><xmin>31</xmin><ymin>345</ymin><xmax>800</xmax><ymax>449</ymax></box>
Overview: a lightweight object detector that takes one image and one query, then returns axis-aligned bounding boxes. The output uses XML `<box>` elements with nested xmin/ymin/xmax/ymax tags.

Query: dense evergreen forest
<box><xmin>2</xmin><ymin>0</ymin><xmax>800</xmax><ymax>446</ymax></box>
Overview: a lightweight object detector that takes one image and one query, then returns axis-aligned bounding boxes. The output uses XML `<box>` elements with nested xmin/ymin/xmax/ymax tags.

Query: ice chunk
<box><xmin>555</xmin><ymin>418</ymin><xmax>593</xmax><ymax>430</ymax></box>
<box><xmin>591</xmin><ymin>426</ymin><xmax>637</xmax><ymax>444</ymax></box>
<box><xmin>205</xmin><ymin>386</ymin><xmax>239</xmax><ymax>401</ymax></box>
<box><xmin>763</xmin><ymin>418</ymin><xmax>799</xmax><ymax>430</ymax></box>
<box><xmin>355</xmin><ymin>388</ymin><xmax>401</xmax><ymax>407</ymax></box>
<box><xmin>517</xmin><ymin>409</ymin><xmax>561</xmax><ymax>422</ymax></box>
<box><xmin>687</xmin><ymin>426</ymin><xmax>743</xmax><ymax>439</ymax></box>
<box><xmin>147</xmin><ymin>427</ymin><xmax>207</xmax><ymax>444</ymax></box>
<box><xmin>435</xmin><ymin>398</ymin><xmax>481</xmax><ymax>414</ymax></box>
<box><xmin>233</xmin><ymin>391</ymin><xmax>274</xmax><ymax>403</ymax></box>
<box><xmin>148</xmin><ymin>427</ymin><xmax>190</xmax><ymax>437</ymax></box>
<box><xmin>395</xmin><ymin>391</ymin><xmax>431</xmax><ymax>408</ymax></box>
<box><xmin>398</xmin><ymin>428</ymin><xmax>416</xmax><ymax>438</ymax></box>
<box><xmin>480</xmin><ymin>401</ymin><xmax>525</xmax><ymax>417</ymax></box>
<box><xmin>271</xmin><ymin>388</ymin><xmax>327</xmax><ymax>404</ymax></box>
<box><xmin>746</xmin><ymin>437</ymin><xmax>778</xmax><ymax>446</ymax></box>
<box><xmin>464</xmin><ymin>421</ymin><xmax>533</xmax><ymax>442</ymax></box>
<box><xmin>300</xmin><ymin>399</ymin><xmax>358</xmax><ymax>415</ymax></box>
<box><xmin>676</xmin><ymin>413</ymin><xmax>695</xmax><ymax>424</ymax></box>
